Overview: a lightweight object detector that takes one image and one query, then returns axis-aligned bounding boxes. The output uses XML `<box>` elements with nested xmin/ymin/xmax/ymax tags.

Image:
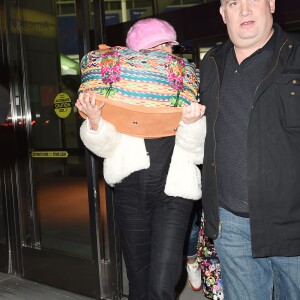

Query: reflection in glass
<box><xmin>18</xmin><ymin>0</ymin><xmax>92</xmax><ymax>259</ymax></box>
<box><xmin>35</xmin><ymin>166</ymin><xmax>92</xmax><ymax>258</ymax></box>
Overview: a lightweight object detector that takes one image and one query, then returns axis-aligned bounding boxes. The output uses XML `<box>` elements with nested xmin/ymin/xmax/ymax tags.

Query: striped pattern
<box><xmin>78</xmin><ymin>46</ymin><xmax>199</xmax><ymax>108</ymax></box>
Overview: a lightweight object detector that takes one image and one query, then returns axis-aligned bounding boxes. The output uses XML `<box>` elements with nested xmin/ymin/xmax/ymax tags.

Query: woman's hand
<box><xmin>181</xmin><ymin>103</ymin><xmax>206</xmax><ymax>125</ymax></box>
<box><xmin>75</xmin><ymin>93</ymin><xmax>104</xmax><ymax>131</ymax></box>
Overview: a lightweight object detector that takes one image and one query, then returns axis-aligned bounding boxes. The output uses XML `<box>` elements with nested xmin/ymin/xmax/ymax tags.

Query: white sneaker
<box><xmin>186</xmin><ymin>261</ymin><xmax>202</xmax><ymax>291</ymax></box>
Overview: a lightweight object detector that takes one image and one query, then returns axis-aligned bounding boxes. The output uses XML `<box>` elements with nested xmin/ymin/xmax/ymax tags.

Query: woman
<box><xmin>76</xmin><ymin>18</ymin><xmax>206</xmax><ymax>300</ymax></box>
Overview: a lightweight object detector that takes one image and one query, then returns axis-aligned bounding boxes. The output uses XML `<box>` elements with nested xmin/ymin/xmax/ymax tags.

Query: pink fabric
<box><xmin>126</xmin><ymin>18</ymin><xmax>179</xmax><ymax>51</ymax></box>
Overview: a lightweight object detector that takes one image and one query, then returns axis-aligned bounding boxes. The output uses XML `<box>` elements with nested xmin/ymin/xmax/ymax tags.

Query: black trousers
<box><xmin>114</xmin><ymin>170</ymin><xmax>193</xmax><ymax>300</ymax></box>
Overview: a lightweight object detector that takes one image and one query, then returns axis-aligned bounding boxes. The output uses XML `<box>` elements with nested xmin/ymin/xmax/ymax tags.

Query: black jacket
<box><xmin>200</xmin><ymin>24</ymin><xmax>300</xmax><ymax>257</ymax></box>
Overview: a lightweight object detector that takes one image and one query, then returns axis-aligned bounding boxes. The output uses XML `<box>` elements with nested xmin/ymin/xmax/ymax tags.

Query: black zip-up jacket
<box><xmin>200</xmin><ymin>24</ymin><xmax>300</xmax><ymax>258</ymax></box>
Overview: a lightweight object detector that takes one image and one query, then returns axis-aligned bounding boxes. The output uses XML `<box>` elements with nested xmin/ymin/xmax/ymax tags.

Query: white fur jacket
<box><xmin>80</xmin><ymin>117</ymin><xmax>206</xmax><ymax>200</ymax></box>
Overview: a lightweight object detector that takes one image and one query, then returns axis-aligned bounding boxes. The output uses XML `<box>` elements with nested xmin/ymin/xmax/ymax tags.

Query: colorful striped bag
<box><xmin>78</xmin><ymin>45</ymin><xmax>199</xmax><ymax>138</ymax></box>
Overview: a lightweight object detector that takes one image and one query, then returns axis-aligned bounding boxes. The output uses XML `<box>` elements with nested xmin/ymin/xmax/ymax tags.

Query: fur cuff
<box><xmin>176</xmin><ymin>117</ymin><xmax>206</xmax><ymax>164</ymax></box>
<box><xmin>165</xmin><ymin>145</ymin><xmax>202</xmax><ymax>200</ymax></box>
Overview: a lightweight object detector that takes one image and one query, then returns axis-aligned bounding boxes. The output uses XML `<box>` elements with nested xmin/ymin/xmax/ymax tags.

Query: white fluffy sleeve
<box><xmin>175</xmin><ymin>116</ymin><xmax>206</xmax><ymax>164</ymax></box>
<box><xmin>80</xmin><ymin>118</ymin><xmax>121</xmax><ymax>158</ymax></box>
<box><xmin>104</xmin><ymin>134</ymin><xmax>150</xmax><ymax>185</ymax></box>
<box><xmin>164</xmin><ymin>117</ymin><xmax>206</xmax><ymax>200</ymax></box>
<box><xmin>80</xmin><ymin>118</ymin><xmax>150</xmax><ymax>186</ymax></box>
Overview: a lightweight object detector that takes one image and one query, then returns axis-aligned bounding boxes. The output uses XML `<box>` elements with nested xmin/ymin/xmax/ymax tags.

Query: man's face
<box><xmin>220</xmin><ymin>0</ymin><xmax>275</xmax><ymax>50</ymax></box>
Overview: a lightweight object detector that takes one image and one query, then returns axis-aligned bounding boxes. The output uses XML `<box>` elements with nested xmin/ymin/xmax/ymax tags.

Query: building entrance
<box><xmin>0</xmin><ymin>1</ymin><xmax>121</xmax><ymax>299</ymax></box>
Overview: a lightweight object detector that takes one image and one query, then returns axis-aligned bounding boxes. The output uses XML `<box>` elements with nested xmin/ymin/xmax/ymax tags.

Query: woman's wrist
<box><xmin>88</xmin><ymin>116</ymin><xmax>101</xmax><ymax>131</ymax></box>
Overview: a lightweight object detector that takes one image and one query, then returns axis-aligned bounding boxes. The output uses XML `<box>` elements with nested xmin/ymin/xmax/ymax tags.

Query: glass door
<box><xmin>0</xmin><ymin>1</ymin><xmax>10</xmax><ymax>274</ymax></box>
<box><xmin>1</xmin><ymin>0</ymin><xmax>121</xmax><ymax>298</ymax></box>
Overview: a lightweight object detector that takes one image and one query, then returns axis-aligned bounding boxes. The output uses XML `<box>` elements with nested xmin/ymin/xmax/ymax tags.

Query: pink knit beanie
<box><xmin>126</xmin><ymin>18</ymin><xmax>179</xmax><ymax>51</ymax></box>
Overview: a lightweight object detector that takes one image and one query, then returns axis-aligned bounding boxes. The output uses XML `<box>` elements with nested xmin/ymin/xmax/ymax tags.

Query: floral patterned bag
<box><xmin>197</xmin><ymin>212</ymin><xmax>224</xmax><ymax>300</ymax></box>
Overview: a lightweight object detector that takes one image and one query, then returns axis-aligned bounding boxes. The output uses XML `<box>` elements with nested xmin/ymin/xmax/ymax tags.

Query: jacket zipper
<box><xmin>253</xmin><ymin>39</ymin><xmax>289</xmax><ymax>107</ymax></box>
<box><xmin>210</xmin><ymin>56</ymin><xmax>222</xmax><ymax>238</ymax></box>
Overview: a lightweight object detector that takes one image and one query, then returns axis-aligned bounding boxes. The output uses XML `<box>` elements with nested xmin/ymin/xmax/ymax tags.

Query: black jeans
<box><xmin>114</xmin><ymin>171</ymin><xmax>193</xmax><ymax>300</ymax></box>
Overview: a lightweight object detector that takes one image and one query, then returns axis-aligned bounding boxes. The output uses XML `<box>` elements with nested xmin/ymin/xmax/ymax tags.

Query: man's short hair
<box><xmin>220</xmin><ymin>0</ymin><xmax>224</xmax><ymax>6</ymax></box>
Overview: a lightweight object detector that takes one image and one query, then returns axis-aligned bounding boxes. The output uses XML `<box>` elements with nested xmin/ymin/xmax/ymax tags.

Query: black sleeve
<box><xmin>199</xmin><ymin>53</ymin><xmax>211</xmax><ymax>107</ymax></box>
<box><xmin>0</xmin><ymin>84</ymin><xmax>10</xmax><ymax>123</ymax></box>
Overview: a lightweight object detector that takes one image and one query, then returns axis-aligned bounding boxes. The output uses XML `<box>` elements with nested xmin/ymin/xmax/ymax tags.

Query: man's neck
<box><xmin>234</xmin><ymin>29</ymin><xmax>274</xmax><ymax>64</ymax></box>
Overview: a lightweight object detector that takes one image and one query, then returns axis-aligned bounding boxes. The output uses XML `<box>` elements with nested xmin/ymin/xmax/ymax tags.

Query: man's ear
<box><xmin>269</xmin><ymin>0</ymin><xmax>275</xmax><ymax>14</ymax></box>
<box><xmin>219</xmin><ymin>6</ymin><xmax>226</xmax><ymax>24</ymax></box>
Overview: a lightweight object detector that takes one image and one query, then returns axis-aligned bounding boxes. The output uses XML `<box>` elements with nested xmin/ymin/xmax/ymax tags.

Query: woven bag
<box><xmin>78</xmin><ymin>44</ymin><xmax>199</xmax><ymax>138</ymax></box>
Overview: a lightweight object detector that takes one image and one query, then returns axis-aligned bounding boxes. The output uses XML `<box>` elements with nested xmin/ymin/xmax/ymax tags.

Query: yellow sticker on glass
<box><xmin>54</xmin><ymin>93</ymin><xmax>72</xmax><ymax>118</ymax></box>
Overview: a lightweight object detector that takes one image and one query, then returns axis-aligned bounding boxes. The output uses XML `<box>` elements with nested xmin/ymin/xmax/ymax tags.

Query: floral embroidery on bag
<box><xmin>167</xmin><ymin>54</ymin><xmax>186</xmax><ymax>107</ymax></box>
<box><xmin>89</xmin><ymin>47</ymin><xmax>194</xmax><ymax>107</ymax></box>
<box><xmin>99</xmin><ymin>50</ymin><xmax>121</xmax><ymax>97</ymax></box>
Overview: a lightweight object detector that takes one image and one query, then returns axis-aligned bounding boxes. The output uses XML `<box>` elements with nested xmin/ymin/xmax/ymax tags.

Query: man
<box><xmin>200</xmin><ymin>0</ymin><xmax>300</xmax><ymax>299</ymax></box>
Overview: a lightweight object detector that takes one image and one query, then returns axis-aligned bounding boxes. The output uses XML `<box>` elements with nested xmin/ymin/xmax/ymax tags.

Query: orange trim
<box><xmin>79</xmin><ymin>94</ymin><xmax>183</xmax><ymax>138</ymax></box>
